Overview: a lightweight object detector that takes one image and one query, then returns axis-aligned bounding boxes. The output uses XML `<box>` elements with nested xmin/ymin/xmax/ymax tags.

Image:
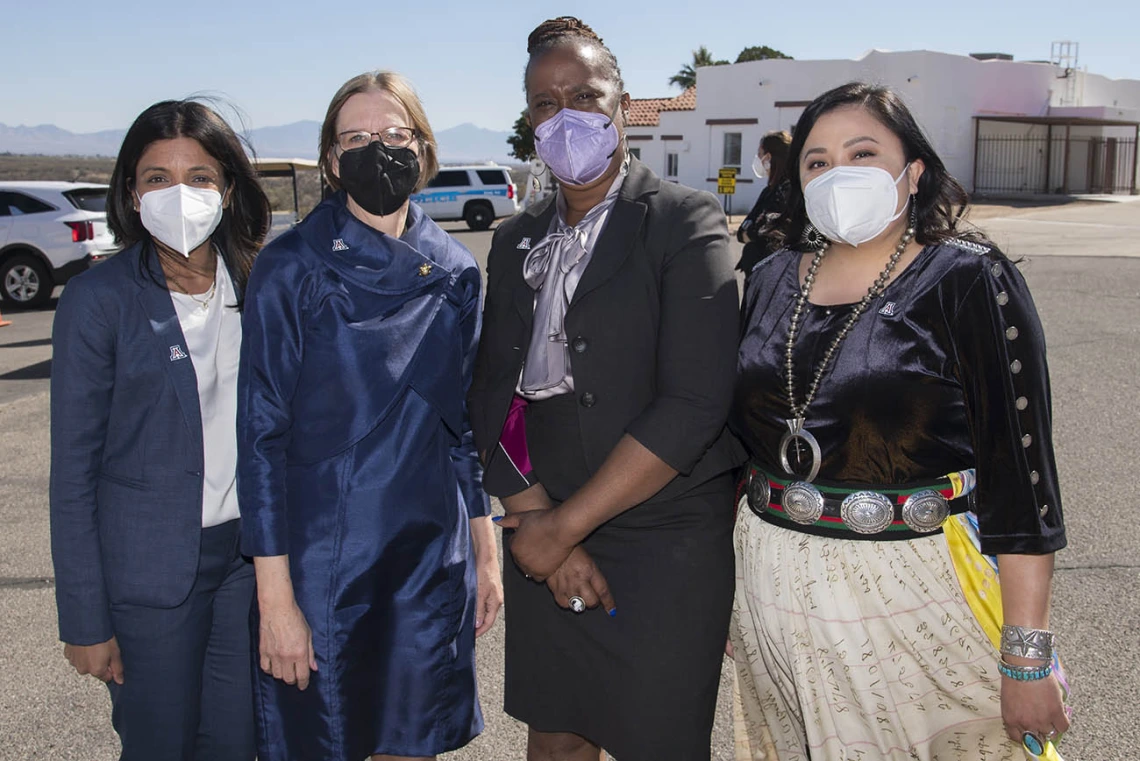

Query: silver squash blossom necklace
<box><xmin>777</xmin><ymin>222</ymin><xmax>914</xmax><ymax>522</ymax></box>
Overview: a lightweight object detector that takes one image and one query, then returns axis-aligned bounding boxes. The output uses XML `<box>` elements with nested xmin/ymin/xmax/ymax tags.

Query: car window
<box><xmin>428</xmin><ymin>170</ymin><xmax>472</xmax><ymax>188</ymax></box>
<box><xmin>0</xmin><ymin>191</ymin><xmax>56</xmax><ymax>215</ymax></box>
<box><xmin>63</xmin><ymin>188</ymin><xmax>109</xmax><ymax>212</ymax></box>
<box><xmin>476</xmin><ymin>169</ymin><xmax>508</xmax><ymax>186</ymax></box>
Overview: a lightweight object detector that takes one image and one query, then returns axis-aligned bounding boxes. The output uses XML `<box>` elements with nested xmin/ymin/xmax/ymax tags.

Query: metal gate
<box><xmin>972</xmin><ymin>118</ymin><xmax>1139</xmax><ymax>195</ymax></box>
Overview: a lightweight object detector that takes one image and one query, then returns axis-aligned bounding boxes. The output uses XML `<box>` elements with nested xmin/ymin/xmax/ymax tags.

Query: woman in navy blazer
<box><xmin>49</xmin><ymin>100</ymin><xmax>270</xmax><ymax>761</ymax></box>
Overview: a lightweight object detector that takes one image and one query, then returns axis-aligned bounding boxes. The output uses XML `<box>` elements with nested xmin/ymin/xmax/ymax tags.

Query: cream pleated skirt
<box><xmin>730</xmin><ymin>506</ymin><xmax>1026</xmax><ymax>761</ymax></box>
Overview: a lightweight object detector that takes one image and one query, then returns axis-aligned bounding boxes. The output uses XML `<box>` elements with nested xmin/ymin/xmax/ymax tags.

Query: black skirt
<box><xmin>503</xmin><ymin>394</ymin><xmax>735</xmax><ymax>761</ymax></box>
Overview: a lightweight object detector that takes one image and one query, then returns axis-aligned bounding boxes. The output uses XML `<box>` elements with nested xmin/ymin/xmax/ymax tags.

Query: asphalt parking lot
<box><xmin>0</xmin><ymin>198</ymin><xmax>1137</xmax><ymax>760</ymax></box>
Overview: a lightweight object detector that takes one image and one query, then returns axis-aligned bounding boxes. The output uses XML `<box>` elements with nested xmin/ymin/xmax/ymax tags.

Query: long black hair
<box><xmin>106</xmin><ymin>99</ymin><xmax>271</xmax><ymax>300</ymax></box>
<box><xmin>778</xmin><ymin>82</ymin><xmax>980</xmax><ymax>251</ymax></box>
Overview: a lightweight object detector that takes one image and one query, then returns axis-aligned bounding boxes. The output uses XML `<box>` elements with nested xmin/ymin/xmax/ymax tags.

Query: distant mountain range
<box><xmin>0</xmin><ymin>120</ymin><xmax>517</xmax><ymax>165</ymax></box>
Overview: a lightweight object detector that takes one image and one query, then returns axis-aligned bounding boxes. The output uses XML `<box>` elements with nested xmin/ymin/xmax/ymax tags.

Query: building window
<box><xmin>628</xmin><ymin>147</ymin><xmax>641</xmax><ymax>160</ymax></box>
<box><xmin>666</xmin><ymin>153</ymin><xmax>679</xmax><ymax>177</ymax></box>
<box><xmin>723</xmin><ymin>132</ymin><xmax>742</xmax><ymax>168</ymax></box>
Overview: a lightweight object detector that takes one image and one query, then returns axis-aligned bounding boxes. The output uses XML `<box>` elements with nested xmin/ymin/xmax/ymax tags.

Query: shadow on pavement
<box><xmin>0</xmin><ymin>359</ymin><xmax>52</xmax><ymax>381</ymax></box>
<box><xmin>0</xmin><ymin>338</ymin><xmax>52</xmax><ymax>349</ymax></box>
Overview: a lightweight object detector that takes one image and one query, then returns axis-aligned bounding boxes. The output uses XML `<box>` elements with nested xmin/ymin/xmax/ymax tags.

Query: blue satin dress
<box><xmin>237</xmin><ymin>194</ymin><xmax>489</xmax><ymax>760</ymax></box>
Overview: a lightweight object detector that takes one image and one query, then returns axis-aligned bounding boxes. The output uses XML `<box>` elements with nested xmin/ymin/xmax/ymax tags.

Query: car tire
<box><xmin>463</xmin><ymin>202</ymin><xmax>494</xmax><ymax>231</ymax></box>
<box><xmin>1</xmin><ymin>254</ymin><xmax>53</xmax><ymax>308</ymax></box>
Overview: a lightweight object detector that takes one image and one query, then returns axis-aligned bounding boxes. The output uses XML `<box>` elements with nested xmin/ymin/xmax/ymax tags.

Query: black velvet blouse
<box><xmin>731</xmin><ymin>239</ymin><xmax>1066</xmax><ymax>555</ymax></box>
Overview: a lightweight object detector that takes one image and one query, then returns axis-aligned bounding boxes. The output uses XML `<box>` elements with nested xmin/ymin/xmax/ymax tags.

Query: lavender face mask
<box><xmin>534</xmin><ymin>106</ymin><xmax>621</xmax><ymax>186</ymax></box>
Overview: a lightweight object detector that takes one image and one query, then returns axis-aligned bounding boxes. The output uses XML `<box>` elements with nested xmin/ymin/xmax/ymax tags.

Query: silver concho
<box><xmin>840</xmin><ymin>491</ymin><xmax>895</xmax><ymax>534</ymax></box>
<box><xmin>747</xmin><ymin>471</ymin><xmax>771</xmax><ymax>513</ymax></box>
<box><xmin>901</xmin><ymin>490</ymin><xmax>950</xmax><ymax>532</ymax></box>
<box><xmin>781</xmin><ymin>481</ymin><xmax>825</xmax><ymax>524</ymax></box>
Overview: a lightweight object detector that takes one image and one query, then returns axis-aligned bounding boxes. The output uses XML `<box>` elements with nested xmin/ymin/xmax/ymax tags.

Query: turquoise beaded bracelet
<box><xmin>999</xmin><ymin>660</ymin><xmax>1052</xmax><ymax>681</ymax></box>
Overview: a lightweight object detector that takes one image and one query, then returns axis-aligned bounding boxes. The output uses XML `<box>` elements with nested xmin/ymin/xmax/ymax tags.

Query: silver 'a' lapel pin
<box><xmin>878</xmin><ymin>301</ymin><xmax>897</xmax><ymax>316</ymax></box>
<box><xmin>169</xmin><ymin>345</ymin><xmax>188</xmax><ymax>361</ymax></box>
<box><xmin>517</xmin><ymin>237</ymin><xmax>531</xmax><ymax>250</ymax></box>
<box><xmin>332</xmin><ymin>239</ymin><xmax>349</xmax><ymax>251</ymax></box>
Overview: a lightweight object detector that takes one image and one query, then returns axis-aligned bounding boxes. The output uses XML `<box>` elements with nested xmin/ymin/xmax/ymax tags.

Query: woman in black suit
<box><xmin>468</xmin><ymin>17</ymin><xmax>741</xmax><ymax>761</ymax></box>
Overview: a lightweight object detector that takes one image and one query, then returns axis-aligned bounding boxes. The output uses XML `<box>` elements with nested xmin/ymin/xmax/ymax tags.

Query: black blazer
<box><xmin>468</xmin><ymin>159</ymin><xmax>743</xmax><ymax>504</ymax></box>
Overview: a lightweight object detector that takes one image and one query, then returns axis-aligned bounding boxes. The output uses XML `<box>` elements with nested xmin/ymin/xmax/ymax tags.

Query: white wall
<box><xmin>626</xmin><ymin>49</ymin><xmax>1140</xmax><ymax>204</ymax></box>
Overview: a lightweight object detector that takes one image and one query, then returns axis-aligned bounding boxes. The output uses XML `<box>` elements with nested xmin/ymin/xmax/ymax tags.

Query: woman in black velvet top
<box><xmin>729</xmin><ymin>83</ymin><xmax>1070</xmax><ymax>761</ymax></box>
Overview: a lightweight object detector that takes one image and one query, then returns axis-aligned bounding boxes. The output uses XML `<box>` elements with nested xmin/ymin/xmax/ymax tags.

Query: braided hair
<box><xmin>524</xmin><ymin>16</ymin><xmax>624</xmax><ymax>93</ymax></box>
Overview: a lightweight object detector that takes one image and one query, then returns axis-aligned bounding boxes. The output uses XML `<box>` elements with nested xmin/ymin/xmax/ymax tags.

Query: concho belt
<box><xmin>745</xmin><ymin>463</ymin><xmax>976</xmax><ymax>540</ymax></box>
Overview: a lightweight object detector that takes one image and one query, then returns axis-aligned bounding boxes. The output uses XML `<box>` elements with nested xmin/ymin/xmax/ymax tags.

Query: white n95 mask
<box><xmin>752</xmin><ymin>154</ymin><xmax>769</xmax><ymax>179</ymax></box>
<box><xmin>803</xmin><ymin>164</ymin><xmax>910</xmax><ymax>246</ymax></box>
<box><xmin>137</xmin><ymin>184</ymin><xmax>224</xmax><ymax>256</ymax></box>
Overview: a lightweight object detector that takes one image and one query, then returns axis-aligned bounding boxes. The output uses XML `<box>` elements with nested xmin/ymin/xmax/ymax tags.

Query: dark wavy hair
<box><xmin>759</xmin><ymin>130</ymin><xmax>793</xmax><ymax>188</ymax></box>
<box><xmin>778</xmin><ymin>82</ymin><xmax>979</xmax><ymax>252</ymax></box>
<box><xmin>106</xmin><ymin>99</ymin><xmax>271</xmax><ymax>301</ymax></box>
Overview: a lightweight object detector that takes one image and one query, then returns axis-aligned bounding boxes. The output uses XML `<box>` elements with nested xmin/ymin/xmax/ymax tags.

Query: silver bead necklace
<box><xmin>778</xmin><ymin>224</ymin><xmax>915</xmax><ymax>483</ymax></box>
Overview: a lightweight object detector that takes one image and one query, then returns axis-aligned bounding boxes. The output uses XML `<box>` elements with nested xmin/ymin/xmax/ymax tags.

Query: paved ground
<box><xmin>0</xmin><ymin>198</ymin><xmax>1137</xmax><ymax>759</ymax></box>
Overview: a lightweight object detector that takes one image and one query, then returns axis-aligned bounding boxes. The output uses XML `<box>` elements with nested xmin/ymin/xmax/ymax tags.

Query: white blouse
<box><xmin>169</xmin><ymin>259</ymin><xmax>241</xmax><ymax>528</ymax></box>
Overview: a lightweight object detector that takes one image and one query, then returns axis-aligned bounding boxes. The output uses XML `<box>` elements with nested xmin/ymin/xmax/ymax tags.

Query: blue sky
<box><xmin>2</xmin><ymin>0</ymin><xmax>1136</xmax><ymax>134</ymax></box>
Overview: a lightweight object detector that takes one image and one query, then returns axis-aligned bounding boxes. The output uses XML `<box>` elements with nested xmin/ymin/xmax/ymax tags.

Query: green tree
<box><xmin>736</xmin><ymin>45</ymin><xmax>793</xmax><ymax>63</ymax></box>
<box><xmin>669</xmin><ymin>46</ymin><xmax>730</xmax><ymax>90</ymax></box>
<box><xmin>506</xmin><ymin>110</ymin><xmax>535</xmax><ymax>161</ymax></box>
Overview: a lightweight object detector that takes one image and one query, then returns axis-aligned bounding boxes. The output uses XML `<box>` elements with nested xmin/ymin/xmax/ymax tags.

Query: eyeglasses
<box><xmin>336</xmin><ymin>127</ymin><xmax>419</xmax><ymax>152</ymax></box>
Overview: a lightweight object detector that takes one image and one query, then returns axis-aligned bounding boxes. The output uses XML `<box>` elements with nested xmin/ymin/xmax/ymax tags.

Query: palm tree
<box><xmin>669</xmin><ymin>46</ymin><xmax>726</xmax><ymax>90</ymax></box>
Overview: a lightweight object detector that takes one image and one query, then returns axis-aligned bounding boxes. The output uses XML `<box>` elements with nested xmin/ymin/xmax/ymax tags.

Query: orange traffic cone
<box><xmin>0</xmin><ymin>308</ymin><xmax>10</xmax><ymax>328</ymax></box>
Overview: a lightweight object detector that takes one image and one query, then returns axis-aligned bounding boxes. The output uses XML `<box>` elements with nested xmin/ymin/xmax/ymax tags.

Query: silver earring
<box><xmin>801</xmin><ymin>222</ymin><xmax>826</xmax><ymax>250</ymax></box>
<box><xmin>908</xmin><ymin>195</ymin><xmax>918</xmax><ymax>234</ymax></box>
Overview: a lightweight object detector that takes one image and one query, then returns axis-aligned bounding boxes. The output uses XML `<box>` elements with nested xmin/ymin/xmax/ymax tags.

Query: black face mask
<box><xmin>336</xmin><ymin>141</ymin><xmax>421</xmax><ymax>217</ymax></box>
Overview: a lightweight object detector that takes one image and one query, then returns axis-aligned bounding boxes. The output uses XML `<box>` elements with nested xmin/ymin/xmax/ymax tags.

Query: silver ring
<box><xmin>568</xmin><ymin>596</ymin><xmax>586</xmax><ymax>613</ymax></box>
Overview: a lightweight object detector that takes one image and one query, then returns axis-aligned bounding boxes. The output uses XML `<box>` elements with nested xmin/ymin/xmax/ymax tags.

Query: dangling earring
<box><xmin>801</xmin><ymin>222</ymin><xmax>827</xmax><ymax>250</ymax></box>
<box><xmin>907</xmin><ymin>194</ymin><xmax>918</xmax><ymax>236</ymax></box>
<box><xmin>529</xmin><ymin>158</ymin><xmax>546</xmax><ymax>177</ymax></box>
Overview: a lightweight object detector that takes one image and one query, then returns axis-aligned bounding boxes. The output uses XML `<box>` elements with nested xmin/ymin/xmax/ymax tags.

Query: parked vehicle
<box><xmin>0</xmin><ymin>182</ymin><xmax>119</xmax><ymax>307</ymax></box>
<box><xmin>411</xmin><ymin>165</ymin><xmax>519</xmax><ymax>230</ymax></box>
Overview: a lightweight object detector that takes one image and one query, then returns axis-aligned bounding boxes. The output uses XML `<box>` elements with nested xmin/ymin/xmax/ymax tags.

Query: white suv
<box><xmin>0</xmin><ymin>182</ymin><xmax>119</xmax><ymax>308</ymax></box>
<box><xmin>412</xmin><ymin>165</ymin><xmax>519</xmax><ymax>230</ymax></box>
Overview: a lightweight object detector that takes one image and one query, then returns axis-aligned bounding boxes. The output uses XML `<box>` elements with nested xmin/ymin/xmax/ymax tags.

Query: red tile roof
<box><xmin>627</xmin><ymin>87</ymin><xmax>696</xmax><ymax>127</ymax></box>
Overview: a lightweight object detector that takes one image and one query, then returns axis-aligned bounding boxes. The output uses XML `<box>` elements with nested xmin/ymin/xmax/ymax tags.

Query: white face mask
<box><xmin>751</xmin><ymin>154</ymin><xmax>770</xmax><ymax>179</ymax></box>
<box><xmin>803</xmin><ymin>164</ymin><xmax>910</xmax><ymax>246</ymax></box>
<box><xmin>137</xmin><ymin>184</ymin><xmax>225</xmax><ymax>257</ymax></box>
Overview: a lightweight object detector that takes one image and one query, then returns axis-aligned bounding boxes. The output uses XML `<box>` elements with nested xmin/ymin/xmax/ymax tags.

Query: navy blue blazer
<box><xmin>50</xmin><ymin>242</ymin><xmax>214</xmax><ymax>646</ymax></box>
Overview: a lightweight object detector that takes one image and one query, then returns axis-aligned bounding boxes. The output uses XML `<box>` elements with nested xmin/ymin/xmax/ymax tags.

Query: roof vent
<box><xmin>970</xmin><ymin>52</ymin><xmax>1014</xmax><ymax>61</ymax></box>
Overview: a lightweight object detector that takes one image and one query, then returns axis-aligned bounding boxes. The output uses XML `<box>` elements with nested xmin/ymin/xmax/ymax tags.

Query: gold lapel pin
<box><xmin>418</xmin><ymin>263</ymin><xmax>433</xmax><ymax>277</ymax></box>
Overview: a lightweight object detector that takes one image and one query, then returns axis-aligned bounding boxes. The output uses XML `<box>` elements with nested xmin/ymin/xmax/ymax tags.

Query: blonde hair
<box><xmin>319</xmin><ymin>71</ymin><xmax>439</xmax><ymax>193</ymax></box>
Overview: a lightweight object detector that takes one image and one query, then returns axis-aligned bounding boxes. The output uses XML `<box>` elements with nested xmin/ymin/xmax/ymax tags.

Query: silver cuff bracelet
<box><xmin>1000</xmin><ymin>624</ymin><xmax>1055</xmax><ymax>660</ymax></box>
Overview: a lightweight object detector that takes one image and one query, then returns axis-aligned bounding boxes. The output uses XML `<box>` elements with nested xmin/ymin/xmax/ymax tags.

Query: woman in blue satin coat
<box><xmin>237</xmin><ymin>71</ymin><xmax>502</xmax><ymax>761</ymax></box>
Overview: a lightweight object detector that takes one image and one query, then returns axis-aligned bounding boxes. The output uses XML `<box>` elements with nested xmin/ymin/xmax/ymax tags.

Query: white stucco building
<box><xmin>625</xmin><ymin>48</ymin><xmax>1140</xmax><ymax>210</ymax></box>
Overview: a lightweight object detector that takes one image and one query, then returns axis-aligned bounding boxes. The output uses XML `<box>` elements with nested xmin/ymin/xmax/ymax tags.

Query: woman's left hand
<box><xmin>474</xmin><ymin>552</ymin><xmax>504</xmax><ymax>637</ymax></box>
<box><xmin>495</xmin><ymin>509</ymin><xmax>575</xmax><ymax>582</ymax></box>
<box><xmin>1001</xmin><ymin>671</ymin><xmax>1070</xmax><ymax>747</ymax></box>
<box><xmin>469</xmin><ymin>515</ymin><xmax>503</xmax><ymax>637</ymax></box>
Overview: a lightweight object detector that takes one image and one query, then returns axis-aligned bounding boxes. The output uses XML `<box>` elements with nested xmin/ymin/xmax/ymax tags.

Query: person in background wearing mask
<box><xmin>237</xmin><ymin>71</ymin><xmax>500</xmax><ymax>761</ymax></box>
<box><xmin>731</xmin><ymin>82</ymin><xmax>1070</xmax><ymax>760</ymax></box>
<box><xmin>50</xmin><ymin>99</ymin><xmax>271</xmax><ymax>760</ymax></box>
<box><xmin>735</xmin><ymin>130</ymin><xmax>792</xmax><ymax>275</ymax></box>
<box><xmin>468</xmin><ymin>17</ymin><xmax>741</xmax><ymax>761</ymax></box>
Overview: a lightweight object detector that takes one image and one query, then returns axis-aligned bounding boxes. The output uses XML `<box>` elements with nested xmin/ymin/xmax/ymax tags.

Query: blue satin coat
<box><xmin>237</xmin><ymin>194</ymin><xmax>489</xmax><ymax>760</ymax></box>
